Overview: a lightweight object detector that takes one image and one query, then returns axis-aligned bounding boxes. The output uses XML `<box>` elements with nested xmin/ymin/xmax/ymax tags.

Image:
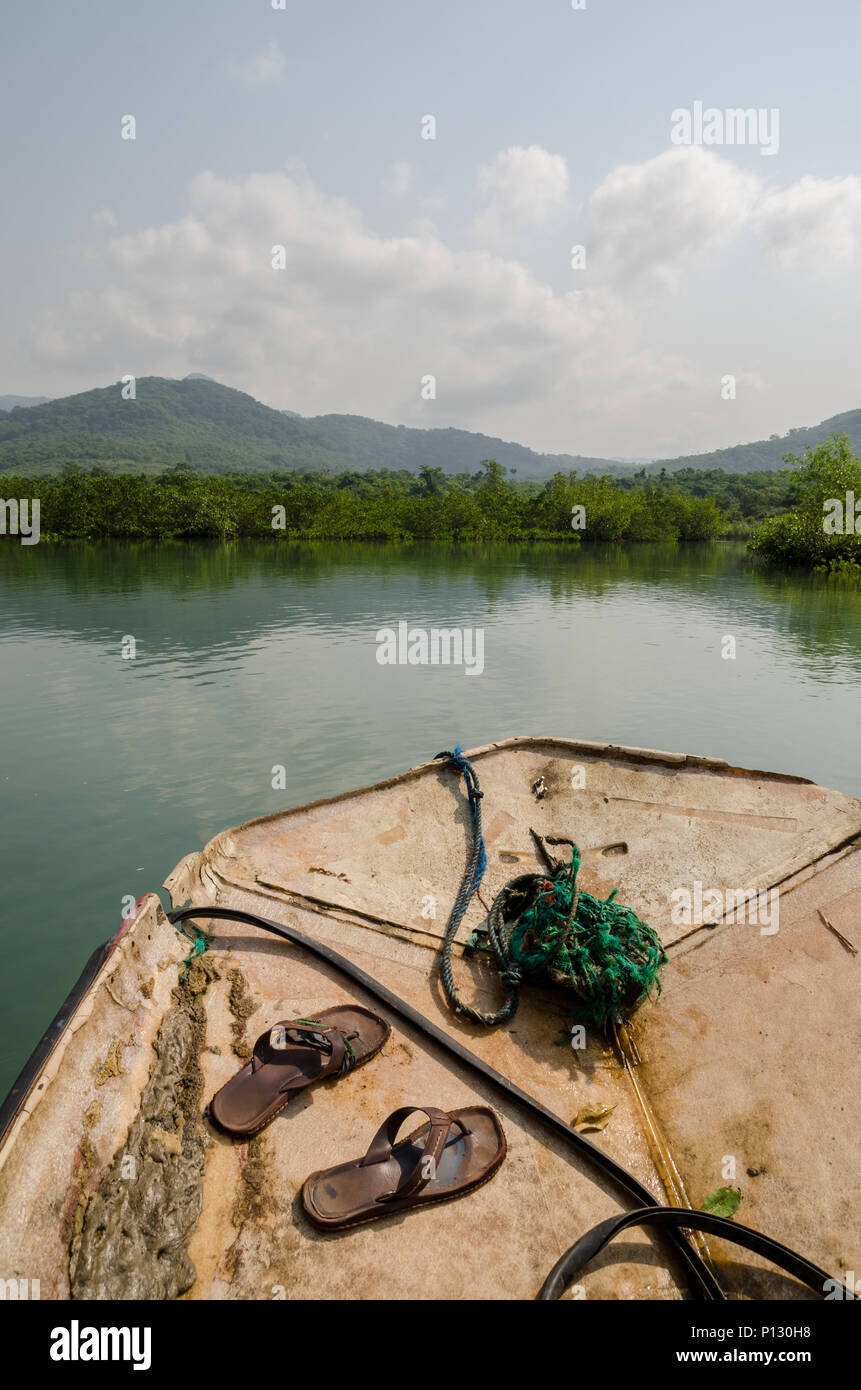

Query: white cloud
<box><xmin>30</xmin><ymin>168</ymin><xmax>654</xmax><ymax>449</ymax></box>
<box><xmin>91</xmin><ymin>209</ymin><xmax>118</xmax><ymax>229</ymax></box>
<box><xmin>24</xmin><ymin>150</ymin><xmax>861</xmax><ymax>457</ymax></box>
<box><xmin>754</xmin><ymin>174</ymin><xmax>861</xmax><ymax>267</ymax></box>
<box><xmin>472</xmin><ymin>145</ymin><xmax>570</xmax><ymax>248</ymax></box>
<box><xmin>587</xmin><ymin>148</ymin><xmax>861</xmax><ymax>287</ymax></box>
<box><xmin>589</xmin><ymin>147</ymin><xmax>760</xmax><ymax>289</ymax></box>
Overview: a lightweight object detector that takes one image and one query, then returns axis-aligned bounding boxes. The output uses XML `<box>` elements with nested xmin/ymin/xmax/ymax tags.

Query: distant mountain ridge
<box><xmin>0</xmin><ymin>374</ymin><xmax>858</xmax><ymax>477</ymax></box>
<box><xmin>297</xmin><ymin>412</ymin><xmax>612</xmax><ymax>477</ymax></box>
<box><xmin>0</xmin><ymin>395</ymin><xmax>52</xmax><ymax>411</ymax></box>
<box><xmin>0</xmin><ymin>376</ymin><xmax>618</xmax><ymax>478</ymax></box>
<box><xmin>648</xmin><ymin>409</ymin><xmax>861</xmax><ymax>474</ymax></box>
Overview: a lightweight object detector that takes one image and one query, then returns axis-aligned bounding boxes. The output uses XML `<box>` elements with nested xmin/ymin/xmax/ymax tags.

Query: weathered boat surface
<box><xmin>1</xmin><ymin>736</ymin><xmax>859</xmax><ymax>1301</ymax></box>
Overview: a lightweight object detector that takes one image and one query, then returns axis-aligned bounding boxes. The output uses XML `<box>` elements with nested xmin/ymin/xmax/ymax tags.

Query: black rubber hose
<box><xmin>168</xmin><ymin>902</ymin><xmax>724</xmax><ymax>1301</ymax></box>
<box><xmin>536</xmin><ymin>1205</ymin><xmax>848</xmax><ymax>1301</ymax></box>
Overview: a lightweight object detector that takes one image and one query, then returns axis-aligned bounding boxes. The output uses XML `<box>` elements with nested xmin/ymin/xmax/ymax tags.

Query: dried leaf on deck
<box><xmin>572</xmin><ymin>1103</ymin><xmax>615</xmax><ymax>1133</ymax></box>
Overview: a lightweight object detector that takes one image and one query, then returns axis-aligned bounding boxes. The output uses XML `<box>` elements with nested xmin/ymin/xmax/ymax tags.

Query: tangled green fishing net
<box><xmin>501</xmin><ymin>843</ymin><xmax>666</xmax><ymax>1030</ymax></box>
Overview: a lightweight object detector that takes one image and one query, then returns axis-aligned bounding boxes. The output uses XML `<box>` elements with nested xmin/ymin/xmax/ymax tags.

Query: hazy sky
<box><xmin>3</xmin><ymin>0</ymin><xmax>861</xmax><ymax>458</ymax></box>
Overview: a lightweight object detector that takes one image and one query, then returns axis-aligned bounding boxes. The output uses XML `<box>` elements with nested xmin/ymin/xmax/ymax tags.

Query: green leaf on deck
<box><xmin>702</xmin><ymin>1186</ymin><xmax>741</xmax><ymax>1219</ymax></box>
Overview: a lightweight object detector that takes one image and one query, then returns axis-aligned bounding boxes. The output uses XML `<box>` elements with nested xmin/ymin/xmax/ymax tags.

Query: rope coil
<box><xmin>435</xmin><ymin>750</ymin><xmax>666</xmax><ymax>1030</ymax></box>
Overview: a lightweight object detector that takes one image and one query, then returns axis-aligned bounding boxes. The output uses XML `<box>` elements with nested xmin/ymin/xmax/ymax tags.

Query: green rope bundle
<box><xmin>497</xmin><ymin>841</ymin><xmax>666</xmax><ymax>1030</ymax></box>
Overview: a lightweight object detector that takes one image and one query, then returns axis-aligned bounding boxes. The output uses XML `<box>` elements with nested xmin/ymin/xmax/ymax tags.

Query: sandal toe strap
<box><xmin>250</xmin><ymin>1019</ymin><xmax>350</xmax><ymax>1081</ymax></box>
<box><xmin>359</xmin><ymin>1105</ymin><xmax>469</xmax><ymax>1203</ymax></box>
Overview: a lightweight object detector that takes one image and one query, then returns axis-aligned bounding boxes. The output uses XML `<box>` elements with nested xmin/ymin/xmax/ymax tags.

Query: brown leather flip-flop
<box><xmin>209</xmin><ymin>1005</ymin><xmax>390</xmax><ymax>1138</ymax></box>
<box><xmin>301</xmin><ymin>1104</ymin><xmax>506</xmax><ymax>1229</ymax></box>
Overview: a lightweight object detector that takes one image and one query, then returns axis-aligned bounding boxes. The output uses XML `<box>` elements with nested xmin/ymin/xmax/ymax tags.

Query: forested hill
<box><xmin>298</xmin><ymin>413</ymin><xmax>610</xmax><ymax>477</ymax></box>
<box><xmin>0</xmin><ymin>378</ymin><xmax>348</xmax><ymax>475</ymax></box>
<box><xmin>648</xmin><ymin>409</ymin><xmax>861</xmax><ymax>474</ymax></box>
<box><xmin>0</xmin><ymin>376</ymin><xmax>608</xmax><ymax>478</ymax></box>
<box><xmin>0</xmin><ymin>373</ymin><xmax>859</xmax><ymax>478</ymax></box>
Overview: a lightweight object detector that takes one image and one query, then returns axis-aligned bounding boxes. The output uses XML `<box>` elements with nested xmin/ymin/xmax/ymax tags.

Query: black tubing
<box><xmin>168</xmin><ymin>902</ymin><xmax>724</xmax><ymax>1301</ymax></box>
<box><xmin>537</xmin><ymin>1205</ymin><xmax>848</xmax><ymax>1301</ymax></box>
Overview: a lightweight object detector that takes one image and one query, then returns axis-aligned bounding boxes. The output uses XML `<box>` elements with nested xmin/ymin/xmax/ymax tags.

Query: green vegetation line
<box><xmin>0</xmin><ymin>459</ymin><xmax>746</xmax><ymax>542</ymax></box>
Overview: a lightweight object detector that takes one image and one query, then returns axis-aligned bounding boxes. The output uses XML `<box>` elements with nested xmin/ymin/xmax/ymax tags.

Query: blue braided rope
<box><xmin>435</xmin><ymin>748</ymin><xmax>521</xmax><ymax>1026</ymax></box>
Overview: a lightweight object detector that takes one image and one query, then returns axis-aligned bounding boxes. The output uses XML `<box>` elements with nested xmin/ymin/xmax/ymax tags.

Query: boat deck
<box><xmin>1</xmin><ymin>737</ymin><xmax>859</xmax><ymax>1300</ymax></box>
